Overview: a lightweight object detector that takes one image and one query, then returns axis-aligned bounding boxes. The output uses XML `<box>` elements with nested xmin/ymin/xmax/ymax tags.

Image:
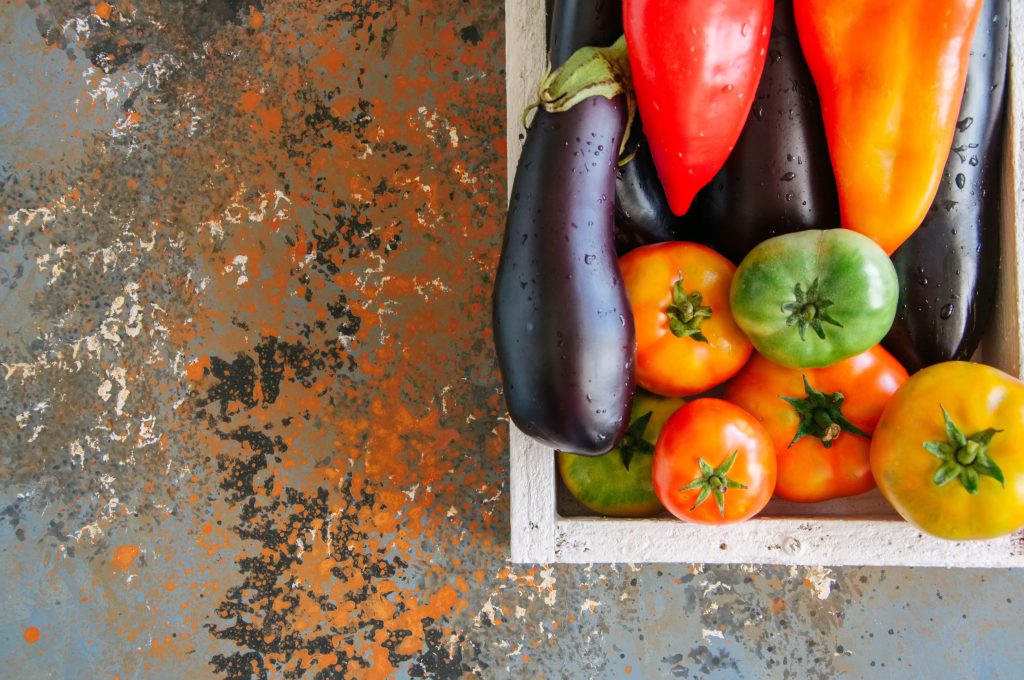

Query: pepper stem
<box><xmin>666</xmin><ymin>274</ymin><xmax>712</xmax><ymax>343</ymax></box>
<box><xmin>523</xmin><ymin>36</ymin><xmax>636</xmax><ymax>164</ymax></box>
<box><xmin>678</xmin><ymin>450</ymin><xmax>747</xmax><ymax>518</ymax></box>
<box><xmin>779</xmin><ymin>376</ymin><xmax>868</xmax><ymax>449</ymax></box>
<box><xmin>923</xmin><ymin>406</ymin><xmax>1004</xmax><ymax>495</ymax></box>
<box><xmin>780</xmin><ymin>278</ymin><xmax>843</xmax><ymax>341</ymax></box>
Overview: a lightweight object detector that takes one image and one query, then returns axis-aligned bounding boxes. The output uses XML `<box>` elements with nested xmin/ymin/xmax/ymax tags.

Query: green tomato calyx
<box><xmin>781</xmin><ymin>278</ymin><xmax>843</xmax><ymax>341</ymax></box>
<box><xmin>780</xmin><ymin>376</ymin><xmax>868</xmax><ymax>449</ymax></box>
<box><xmin>667</xmin><ymin>274</ymin><xmax>712</xmax><ymax>344</ymax></box>
<box><xmin>678</xmin><ymin>450</ymin><xmax>747</xmax><ymax>518</ymax></box>
<box><xmin>618</xmin><ymin>410</ymin><xmax>655</xmax><ymax>472</ymax></box>
<box><xmin>924</xmin><ymin>406</ymin><xmax>1004</xmax><ymax>495</ymax></box>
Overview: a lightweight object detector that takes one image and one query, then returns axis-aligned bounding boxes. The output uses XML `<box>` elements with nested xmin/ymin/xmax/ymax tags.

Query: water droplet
<box><xmin>940</xmin><ymin>304</ymin><xmax>955</xmax><ymax>320</ymax></box>
<box><xmin>785</xmin><ymin>192</ymin><xmax>794</xmax><ymax>202</ymax></box>
<box><xmin>770</xmin><ymin>50</ymin><xmax>782</xmax><ymax>63</ymax></box>
<box><xmin>754</xmin><ymin>105</ymin><xmax>765</xmax><ymax>120</ymax></box>
<box><xmin>918</xmin><ymin>277</ymin><xmax>929</xmax><ymax>286</ymax></box>
<box><xmin>956</xmin><ymin>117</ymin><xmax>974</xmax><ymax>132</ymax></box>
<box><xmin>619</xmin><ymin>314</ymin><xmax>625</xmax><ymax>327</ymax></box>
<box><xmin>584</xmin><ymin>254</ymin><xmax>596</xmax><ymax>265</ymax></box>
<box><xmin>722</xmin><ymin>84</ymin><xmax>734</xmax><ymax>93</ymax></box>
<box><xmin>969</xmin><ymin>156</ymin><xmax>979</xmax><ymax>166</ymax></box>
<box><xmin>781</xmin><ymin>172</ymin><xmax>796</xmax><ymax>181</ymax></box>
<box><xmin>741</xmin><ymin>22</ymin><xmax>750</xmax><ymax>36</ymax></box>
<box><xmin>598</xmin><ymin>144</ymin><xmax>604</xmax><ymax>151</ymax></box>
<box><xmin>916</xmin><ymin>266</ymin><xmax>926</xmax><ymax>275</ymax></box>
<box><xmin>955</xmin><ymin>173</ymin><xmax>966</xmax><ymax>190</ymax></box>
<box><xmin>585</xmin><ymin>393</ymin><xmax>593</xmax><ymax>403</ymax></box>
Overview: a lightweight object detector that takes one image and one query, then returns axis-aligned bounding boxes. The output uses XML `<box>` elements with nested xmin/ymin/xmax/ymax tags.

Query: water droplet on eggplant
<box><xmin>940</xmin><ymin>304</ymin><xmax>955</xmax><ymax>320</ymax></box>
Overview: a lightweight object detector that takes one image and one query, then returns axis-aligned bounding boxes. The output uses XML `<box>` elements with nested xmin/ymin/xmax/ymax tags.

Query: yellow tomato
<box><xmin>870</xmin><ymin>361</ymin><xmax>1024</xmax><ymax>540</ymax></box>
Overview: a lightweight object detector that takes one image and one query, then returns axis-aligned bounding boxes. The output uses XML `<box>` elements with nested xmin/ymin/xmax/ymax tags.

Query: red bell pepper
<box><xmin>794</xmin><ymin>0</ymin><xmax>985</xmax><ymax>254</ymax></box>
<box><xmin>623</xmin><ymin>0</ymin><xmax>773</xmax><ymax>216</ymax></box>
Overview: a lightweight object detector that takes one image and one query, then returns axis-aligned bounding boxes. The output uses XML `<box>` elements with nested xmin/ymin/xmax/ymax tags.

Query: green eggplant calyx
<box><xmin>923</xmin><ymin>406</ymin><xmax>1004</xmax><ymax>495</ymax></box>
<box><xmin>522</xmin><ymin>35</ymin><xmax>636</xmax><ymax>164</ymax></box>
<box><xmin>780</xmin><ymin>376</ymin><xmax>869</xmax><ymax>449</ymax></box>
<box><xmin>678</xmin><ymin>450</ymin><xmax>747</xmax><ymax>518</ymax></box>
<box><xmin>781</xmin><ymin>278</ymin><xmax>843</xmax><ymax>341</ymax></box>
<box><xmin>618</xmin><ymin>410</ymin><xmax>655</xmax><ymax>472</ymax></box>
<box><xmin>666</xmin><ymin>274</ymin><xmax>712</xmax><ymax>344</ymax></box>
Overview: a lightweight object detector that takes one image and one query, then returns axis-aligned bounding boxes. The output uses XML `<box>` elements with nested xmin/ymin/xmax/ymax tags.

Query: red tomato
<box><xmin>619</xmin><ymin>242</ymin><xmax>753</xmax><ymax>397</ymax></box>
<box><xmin>652</xmin><ymin>398</ymin><xmax>776</xmax><ymax>524</ymax></box>
<box><xmin>725</xmin><ymin>346</ymin><xmax>907</xmax><ymax>502</ymax></box>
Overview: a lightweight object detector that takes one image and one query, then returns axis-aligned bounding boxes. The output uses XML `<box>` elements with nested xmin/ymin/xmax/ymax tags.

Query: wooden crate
<box><xmin>506</xmin><ymin>1</ymin><xmax>1024</xmax><ymax>566</ymax></box>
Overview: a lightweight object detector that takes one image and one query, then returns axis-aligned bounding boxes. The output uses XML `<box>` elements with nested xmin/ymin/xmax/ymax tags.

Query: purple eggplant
<box><xmin>614</xmin><ymin>125</ymin><xmax>688</xmax><ymax>253</ymax></box>
<box><xmin>492</xmin><ymin>0</ymin><xmax>634</xmax><ymax>455</ymax></box>
<box><xmin>883</xmin><ymin>0</ymin><xmax>1008</xmax><ymax>373</ymax></box>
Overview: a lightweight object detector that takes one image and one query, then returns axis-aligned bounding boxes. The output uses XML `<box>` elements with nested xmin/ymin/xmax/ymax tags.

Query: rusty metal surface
<box><xmin>1</xmin><ymin>1</ymin><xmax>1022</xmax><ymax>678</ymax></box>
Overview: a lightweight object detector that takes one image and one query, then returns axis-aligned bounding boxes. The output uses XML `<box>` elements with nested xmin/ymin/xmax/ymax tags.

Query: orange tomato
<box><xmin>652</xmin><ymin>398</ymin><xmax>776</xmax><ymax>524</ymax></box>
<box><xmin>725</xmin><ymin>345</ymin><xmax>908</xmax><ymax>502</ymax></box>
<box><xmin>619</xmin><ymin>242</ymin><xmax>752</xmax><ymax>396</ymax></box>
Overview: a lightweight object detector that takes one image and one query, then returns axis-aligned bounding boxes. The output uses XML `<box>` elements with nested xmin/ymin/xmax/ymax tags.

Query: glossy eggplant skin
<box><xmin>547</xmin><ymin>0</ymin><xmax>621</xmax><ymax>66</ymax></box>
<box><xmin>492</xmin><ymin>0</ymin><xmax>635</xmax><ymax>455</ymax></box>
<box><xmin>883</xmin><ymin>0</ymin><xmax>1008</xmax><ymax>374</ymax></box>
<box><xmin>613</xmin><ymin>127</ymin><xmax>686</xmax><ymax>253</ymax></box>
<box><xmin>688</xmin><ymin>0</ymin><xmax>840</xmax><ymax>264</ymax></box>
<box><xmin>547</xmin><ymin>0</ymin><xmax>681</xmax><ymax>254</ymax></box>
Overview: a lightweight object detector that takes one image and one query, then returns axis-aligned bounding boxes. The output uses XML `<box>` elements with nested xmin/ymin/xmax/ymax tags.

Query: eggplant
<box><xmin>883</xmin><ymin>0</ymin><xmax>1008</xmax><ymax>373</ymax></box>
<box><xmin>613</xmin><ymin>126</ymin><xmax>687</xmax><ymax>253</ymax></box>
<box><xmin>544</xmin><ymin>0</ymin><xmax>680</xmax><ymax>254</ymax></box>
<box><xmin>688</xmin><ymin>0</ymin><xmax>840</xmax><ymax>264</ymax></box>
<box><xmin>492</xmin><ymin>0</ymin><xmax>635</xmax><ymax>455</ymax></box>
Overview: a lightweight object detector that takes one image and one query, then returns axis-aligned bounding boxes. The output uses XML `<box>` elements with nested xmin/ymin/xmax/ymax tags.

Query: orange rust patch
<box><xmin>23</xmin><ymin>626</ymin><xmax>40</xmax><ymax>644</ymax></box>
<box><xmin>112</xmin><ymin>545</ymin><xmax>141</xmax><ymax>571</ymax></box>
<box><xmin>258</xmin><ymin>108</ymin><xmax>283</xmax><ymax>134</ymax></box>
<box><xmin>238</xmin><ymin>91</ymin><xmax>261</xmax><ymax>113</ymax></box>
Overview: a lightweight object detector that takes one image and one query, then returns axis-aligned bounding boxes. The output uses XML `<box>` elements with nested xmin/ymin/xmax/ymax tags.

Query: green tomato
<box><xmin>730</xmin><ymin>230</ymin><xmax>898</xmax><ymax>368</ymax></box>
<box><xmin>557</xmin><ymin>391</ymin><xmax>684</xmax><ymax>517</ymax></box>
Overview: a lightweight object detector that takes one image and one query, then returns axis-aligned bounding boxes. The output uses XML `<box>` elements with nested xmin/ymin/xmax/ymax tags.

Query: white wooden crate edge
<box><xmin>506</xmin><ymin>0</ymin><xmax>1024</xmax><ymax>566</ymax></box>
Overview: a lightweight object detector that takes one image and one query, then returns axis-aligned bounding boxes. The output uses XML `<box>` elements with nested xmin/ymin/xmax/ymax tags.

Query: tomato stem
<box><xmin>666</xmin><ymin>274</ymin><xmax>712</xmax><ymax>343</ymax></box>
<box><xmin>923</xmin><ymin>406</ymin><xmax>1004</xmax><ymax>494</ymax></box>
<box><xmin>781</xmin><ymin>278</ymin><xmax>843</xmax><ymax>341</ymax></box>
<box><xmin>780</xmin><ymin>376</ymin><xmax>868</xmax><ymax>449</ymax></box>
<box><xmin>678</xmin><ymin>450</ymin><xmax>747</xmax><ymax>518</ymax></box>
<box><xmin>617</xmin><ymin>410</ymin><xmax>655</xmax><ymax>471</ymax></box>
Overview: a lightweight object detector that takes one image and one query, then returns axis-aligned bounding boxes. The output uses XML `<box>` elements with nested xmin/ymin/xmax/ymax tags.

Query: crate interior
<box><xmin>526</xmin><ymin>0</ymin><xmax>1021</xmax><ymax>525</ymax></box>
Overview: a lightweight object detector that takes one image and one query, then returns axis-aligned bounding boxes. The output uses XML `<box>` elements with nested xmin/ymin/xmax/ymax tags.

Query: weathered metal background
<box><xmin>1</xmin><ymin>1</ymin><xmax>1022</xmax><ymax>678</ymax></box>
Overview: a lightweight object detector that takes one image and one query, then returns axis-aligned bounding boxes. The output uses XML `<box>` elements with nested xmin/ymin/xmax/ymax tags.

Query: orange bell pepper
<box><xmin>794</xmin><ymin>0</ymin><xmax>984</xmax><ymax>255</ymax></box>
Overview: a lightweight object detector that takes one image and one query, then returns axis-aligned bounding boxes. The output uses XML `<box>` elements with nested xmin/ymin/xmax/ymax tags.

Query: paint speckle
<box><xmin>112</xmin><ymin>545</ymin><xmax>141</xmax><ymax>571</ymax></box>
<box><xmin>23</xmin><ymin>627</ymin><xmax>40</xmax><ymax>644</ymax></box>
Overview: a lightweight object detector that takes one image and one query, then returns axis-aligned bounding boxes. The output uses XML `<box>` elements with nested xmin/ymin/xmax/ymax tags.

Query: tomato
<box><xmin>871</xmin><ymin>361</ymin><xmax>1024</xmax><ymax>540</ymax></box>
<box><xmin>652</xmin><ymin>398</ymin><xmax>776</xmax><ymax>524</ymax></box>
<box><xmin>725</xmin><ymin>346</ymin><xmax>908</xmax><ymax>502</ymax></box>
<box><xmin>619</xmin><ymin>242</ymin><xmax>753</xmax><ymax>397</ymax></box>
<box><xmin>730</xmin><ymin>230</ymin><xmax>898</xmax><ymax>368</ymax></box>
<box><xmin>557</xmin><ymin>391</ymin><xmax>685</xmax><ymax>517</ymax></box>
